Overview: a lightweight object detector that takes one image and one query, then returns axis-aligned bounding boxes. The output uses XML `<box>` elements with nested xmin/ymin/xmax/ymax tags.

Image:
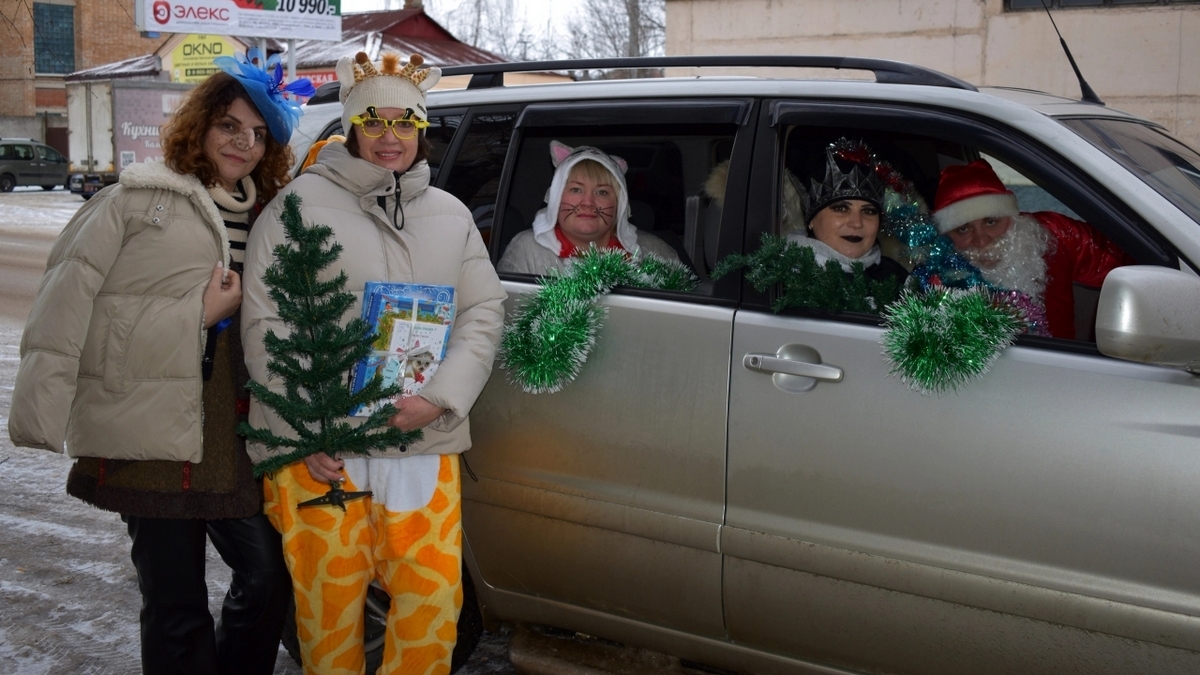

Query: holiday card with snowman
<box><xmin>350</xmin><ymin>282</ymin><xmax>455</xmax><ymax>417</ymax></box>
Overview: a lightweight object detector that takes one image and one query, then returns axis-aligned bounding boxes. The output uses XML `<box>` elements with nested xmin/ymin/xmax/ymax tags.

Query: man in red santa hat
<box><xmin>932</xmin><ymin>159</ymin><xmax>1133</xmax><ymax>340</ymax></box>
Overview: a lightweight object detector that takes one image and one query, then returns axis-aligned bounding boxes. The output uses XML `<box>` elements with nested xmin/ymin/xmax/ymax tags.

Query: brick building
<box><xmin>0</xmin><ymin>0</ymin><xmax>169</xmax><ymax>153</ymax></box>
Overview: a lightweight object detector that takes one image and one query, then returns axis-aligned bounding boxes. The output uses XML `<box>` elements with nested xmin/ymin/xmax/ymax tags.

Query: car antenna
<box><xmin>1040</xmin><ymin>0</ymin><xmax>1104</xmax><ymax>105</ymax></box>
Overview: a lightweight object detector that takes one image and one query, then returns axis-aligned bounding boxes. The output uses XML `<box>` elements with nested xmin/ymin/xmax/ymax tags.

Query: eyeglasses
<box><xmin>350</xmin><ymin>114</ymin><xmax>430</xmax><ymax>140</ymax></box>
<box><xmin>214</xmin><ymin>121</ymin><xmax>266</xmax><ymax>150</ymax></box>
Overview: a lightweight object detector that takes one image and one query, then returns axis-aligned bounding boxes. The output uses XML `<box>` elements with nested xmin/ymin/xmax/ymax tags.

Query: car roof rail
<box><xmin>302</xmin><ymin>55</ymin><xmax>977</xmax><ymax>106</ymax></box>
<box><xmin>445</xmin><ymin>55</ymin><xmax>978</xmax><ymax>92</ymax></box>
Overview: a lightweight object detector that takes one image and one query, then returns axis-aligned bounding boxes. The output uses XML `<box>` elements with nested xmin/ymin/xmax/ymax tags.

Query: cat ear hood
<box><xmin>531</xmin><ymin>140</ymin><xmax>640</xmax><ymax>256</ymax></box>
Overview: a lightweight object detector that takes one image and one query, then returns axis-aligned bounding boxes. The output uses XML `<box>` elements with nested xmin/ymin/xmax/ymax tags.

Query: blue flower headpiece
<box><xmin>214</xmin><ymin>47</ymin><xmax>316</xmax><ymax>144</ymax></box>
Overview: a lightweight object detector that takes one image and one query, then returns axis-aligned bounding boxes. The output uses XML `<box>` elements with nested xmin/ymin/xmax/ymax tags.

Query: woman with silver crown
<box><xmin>9</xmin><ymin>50</ymin><xmax>313</xmax><ymax>674</ymax></box>
<box><xmin>785</xmin><ymin>138</ymin><xmax>909</xmax><ymax>288</ymax></box>
<box><xmin>243</xmin><ymin>52</ymin><xmax>505</xmax><ymax>674</ymax></box>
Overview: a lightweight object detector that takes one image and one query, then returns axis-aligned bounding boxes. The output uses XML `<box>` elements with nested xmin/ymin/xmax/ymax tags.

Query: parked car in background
<box><xmin>0</xmin><ymin>138</ymin><xmax>69</xmax><ymax>191</ymax></box>
<box><xmin>288</xmin><ymin>56</ymin><xmax>1200</xmax><ymax>675</ymax></box>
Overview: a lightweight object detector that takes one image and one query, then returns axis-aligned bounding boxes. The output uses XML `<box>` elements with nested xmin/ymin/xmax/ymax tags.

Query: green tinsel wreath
<box><xmin>881</xmin><ymin>288</ymin><xmax>1024</xmax><ymax>395</ymax></box>
<box><xmin>500</xmin><ymin>247</ymin><xmax>699</xmax><ymax>394</ymax></box>
<box><xmin>712</xmin><ymin>234</ymin><xmax>901</xmax><ymax>313</ymax></box>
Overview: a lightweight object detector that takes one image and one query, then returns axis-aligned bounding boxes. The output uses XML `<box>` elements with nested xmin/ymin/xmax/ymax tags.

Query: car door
<box><xmin>463</xmin><ymin>99</ymin><xmax>753</xmax><ymax>641</ymax></box>
<box><xmin>722</xmin><ymin>101</ymin><xmax>1200</xmax><ymax>675</ymax></box>
<box><xmin>12</xmin><ymin>144</ymin><xmax>38</xmax><ymax>183</ymax></box>
<box><xmin>36</xmin><ymin>145</ymin><xmax>67</xmax><ymax>185</ymax></box>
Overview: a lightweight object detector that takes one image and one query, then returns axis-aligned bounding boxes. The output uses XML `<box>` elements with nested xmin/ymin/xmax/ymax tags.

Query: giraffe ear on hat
<box><xmin>549</xmin><ymin>140</ymin><xmax>575</xmax><ymax>167</ymax></box>
<box><xmin>335</xmin><ymin>56</ymin><xmax>357</xmax><ymax>103</ymax></box>
<box><xmin>417</xmin><ymin>66</ymin><xmax>441</xmax><ymax>92</ymax></box>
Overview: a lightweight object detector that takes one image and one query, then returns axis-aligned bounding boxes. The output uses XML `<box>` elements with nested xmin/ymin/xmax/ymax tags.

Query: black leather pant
<box><xmin>125</xmin><ymin>513</ymin><xmax>291</xmax><ymax>675</ymax></box>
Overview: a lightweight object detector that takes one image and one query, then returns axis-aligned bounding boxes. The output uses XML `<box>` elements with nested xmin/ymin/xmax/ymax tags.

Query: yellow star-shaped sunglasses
<box><xmin>349</xmin><ymin>113</ymin><xmax>431</xmax><ymax>140</ymax></box>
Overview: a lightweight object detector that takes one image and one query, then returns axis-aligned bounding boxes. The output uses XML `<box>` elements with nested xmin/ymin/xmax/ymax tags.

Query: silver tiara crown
<box><xmin>803</xmin><ymin>145</ymin><xmax>887</xmax><ymax>223</ymax></box>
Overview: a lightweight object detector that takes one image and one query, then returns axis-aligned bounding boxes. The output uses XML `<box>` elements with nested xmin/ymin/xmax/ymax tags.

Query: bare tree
<box><xmin>431</xmin><ymin>0</ymin><xmax>556</xmax><ymax>61</ymax></box>
<box><xmin>427</xmin><ymin>0</ymin><xmax>664</xmax><ymax>69</ymax></box>
<box><xmin>565</xmin><ymin>0</ymin><xmax>665</xmax><ymax>78</ymax></box>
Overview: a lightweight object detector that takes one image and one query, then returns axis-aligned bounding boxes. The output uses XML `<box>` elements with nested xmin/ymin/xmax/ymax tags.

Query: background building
<box><xmin>0</xmin><ymin>0</ymin><xmax>169</xmax><ymax>152</ymax></box>
<box><xmin>0</xmin><ymin>0</ymin><xmax>539</xmax><ymax>156</ymax></box>
<box><xmin>665</xmin><ymin>0</ymin><xmax>1200</xmax><ymax>148</ymax></box>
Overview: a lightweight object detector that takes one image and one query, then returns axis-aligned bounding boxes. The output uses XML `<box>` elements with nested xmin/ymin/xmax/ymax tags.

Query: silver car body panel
<box><xmin>724</xmin><ymin>308</ymin><xmax>1200</xmax><ymax>672</ymax></box>
<box><xmin>466</xmin><ymin>284</ymin><xmax>733</xmax><ymax>638</ymax></box>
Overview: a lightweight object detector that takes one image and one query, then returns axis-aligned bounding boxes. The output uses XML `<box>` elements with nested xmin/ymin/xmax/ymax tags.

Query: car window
<box><xmin>1061</xmin><ymin>118</ymin><xmax>1200</xmax><ymax>228</ymax></box>
<box><xmin>772</xmin><ymin>119</ymin><xmax>1139</xmax><ymax>345</ymax></box>
<box><xmin>0</xmin><ymin>145</ymin><xmax>11</xmax><ymax>159</ymax></box>
<box><xmin>441</xmin><ymin>111</ymin><xmax>518</xmax><ymax>246</ymax></box>
<box><xmin>38</xmin><ymin>145</ymin><xmax>64</xmax><ymax>162</ymax></box>
<box><xmin>424</xmin><ymin>112</ymin><xmax>463</xmax><ymax>182</ymax></box>
<box><xmin>496</xmin><ymin>118</ymin><xmax>740</xmax><ymax>291</ymax></box>
<box><xmin>980</xmin><ymin>153</ymin><xmax>1079</xmax><ymax>219</ymax></box>
<box><xmin>12</xmin><ymin>145</ymin><xmax>33</xmax><ymax>160</ymax></box>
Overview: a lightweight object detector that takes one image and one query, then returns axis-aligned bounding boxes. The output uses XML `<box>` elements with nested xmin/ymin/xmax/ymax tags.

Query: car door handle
<box><xmin>744</xmin><ymin>353</ymin><xmax>843</xmax><ymax>382</ymax></box>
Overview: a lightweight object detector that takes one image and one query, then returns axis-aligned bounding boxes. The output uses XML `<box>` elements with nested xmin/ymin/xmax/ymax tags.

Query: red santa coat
<box><xmin>1035</xmin><ymin>211</ymin><xmax>1134</xmax><ymax>340</ymax></box>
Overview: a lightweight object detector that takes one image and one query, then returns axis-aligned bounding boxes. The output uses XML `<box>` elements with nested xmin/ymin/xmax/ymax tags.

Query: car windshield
<box><xmin>1061</xmin><ymin>117</ymin><xmax>1200</xmax><ymax>226</ymax></box>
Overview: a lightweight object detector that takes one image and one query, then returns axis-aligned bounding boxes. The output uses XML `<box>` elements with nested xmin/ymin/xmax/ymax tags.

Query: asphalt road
<box><xmin>0</xmin><ymin>187</ymin><xmax>518</xmax><ymax>674</ymax></box>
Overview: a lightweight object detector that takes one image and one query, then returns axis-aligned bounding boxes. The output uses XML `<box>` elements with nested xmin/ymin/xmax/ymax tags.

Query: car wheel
<box><xmin>42</xmin><ymin>184</ymin><xmax>55</xmax><ymax>191</ymax></box>
<box><xmin>0</xmin><ymin>174</ymin><xmax>14</xmax><ymax>192</ymax></box>
<box><xmin>281</xmin><ymin>574</ymin><xmax>484</xmax><ymax>673</ymax></box>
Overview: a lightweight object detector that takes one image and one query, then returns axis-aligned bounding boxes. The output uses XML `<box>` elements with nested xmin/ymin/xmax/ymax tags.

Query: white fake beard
<box><xmin>960</xmin><ymin>214</ymin><xmax>1054</xmax><ymax>299</ymax></box>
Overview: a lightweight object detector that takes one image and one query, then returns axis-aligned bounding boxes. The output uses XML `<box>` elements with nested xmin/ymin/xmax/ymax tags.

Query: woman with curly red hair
<box><xmin>9</xmin><ymin>50</ymin><xmax>312</xmax><ymax>675</ymax></box>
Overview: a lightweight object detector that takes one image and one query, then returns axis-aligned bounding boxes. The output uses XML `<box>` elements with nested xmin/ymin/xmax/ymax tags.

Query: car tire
<box><xmin>42</xmin><ymin>184</ymin><xmax>55</xmax><ymax>191</ymax></box>
<box><xmin>0</xmin><ymin>174</ymin><xmax>14</xmax><ymax>192</ymax></box>
<box><xmin>281</xmin><ymin>573</ymin><xmax>484</xmax><ymax>673</ymax></box>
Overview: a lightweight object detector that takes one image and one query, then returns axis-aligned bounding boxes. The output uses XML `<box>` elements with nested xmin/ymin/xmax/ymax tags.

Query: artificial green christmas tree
<box><xmin>239</xmin><ymin>193</ymin><xmax>421</xmax><ymax>508</ymax></box>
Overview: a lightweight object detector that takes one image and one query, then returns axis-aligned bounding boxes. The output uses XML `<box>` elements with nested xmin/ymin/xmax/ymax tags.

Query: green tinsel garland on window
<box><xmin>713</xmin><ymin>234</ymin><xmax>1023</xmax><ymax>394</ymax></box>
<box><xmin>711</xmin><ymin>234</ymin><xmax>901</xmax><ymax>313</ymax></box>
<box><xmin>499</xmin><ymin>247</ymin><xmax>699</xmax><ymax>394</ymax></box>
<box><xmin>881</xmin><ymin>288</ymin><xmax>1024</xmax><ymax>395</ymax></box>
<box><xmin>239</xmin><ymin>193</ymin><xmax>422</xmax><ymax>477</ymax></box>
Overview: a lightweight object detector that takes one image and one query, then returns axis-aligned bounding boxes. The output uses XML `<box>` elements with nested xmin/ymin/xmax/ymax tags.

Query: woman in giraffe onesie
<box><xmin>242</xmin><ymin>51</ymin><xmax>506</xmax><ymax>674</ymax></box>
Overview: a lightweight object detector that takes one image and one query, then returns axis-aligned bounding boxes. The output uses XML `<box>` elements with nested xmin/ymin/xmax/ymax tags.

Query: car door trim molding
<box><xmin>722</xmin><ymin>525</ymin><xmax>1200</xmax><ymax>652</ymax></box>
<box><xmin>466</xmin><ymin>476</ymin><xmax>722</xmax><ymax>554</ymax></box>
<box><xmin>475</xmin><ymin>582</ymin><xmax>856</xmax><ymax>675</ymax></box>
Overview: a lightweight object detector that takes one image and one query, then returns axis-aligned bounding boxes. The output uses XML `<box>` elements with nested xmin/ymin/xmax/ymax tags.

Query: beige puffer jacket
<box><xmin>9</xmin><ymin>162</ymin><xmax>229</xmax><ymax>461</ymax></box>
<box><xmin>241</xmin><ymin>142</ymin><xmax>505</xmax><ymax>464</ymax></box>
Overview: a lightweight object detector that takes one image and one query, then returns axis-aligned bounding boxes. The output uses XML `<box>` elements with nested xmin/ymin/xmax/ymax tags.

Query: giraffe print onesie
<box><xmin>264</xmin><ymin>454</ymin><xmax>462</xmax><ymax>675</ymax></box>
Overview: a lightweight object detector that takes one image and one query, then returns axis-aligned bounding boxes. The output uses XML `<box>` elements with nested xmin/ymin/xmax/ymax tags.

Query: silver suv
<box><xmin>291</xmin><ymin>56</ymin><xmax>1200</xmax><ymax>675</ymax></box>
<box><xmin>0</xmin><ymin>138</ymin><xmax>69</xmax><ymax>191</ymax></box>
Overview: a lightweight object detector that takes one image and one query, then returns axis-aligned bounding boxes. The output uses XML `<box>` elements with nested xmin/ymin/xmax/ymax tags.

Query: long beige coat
<box><xmin>241</xmin><ymin>142</ymin><xmax>505</xmax><ymax>464</ymax></box>
<box><xmin>10</xmin><ymin>162</ymin><xmax>230</xmax><ymax>461</ymax></box>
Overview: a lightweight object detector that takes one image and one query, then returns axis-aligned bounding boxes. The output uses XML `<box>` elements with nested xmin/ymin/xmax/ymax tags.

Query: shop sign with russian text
<box><xmin>137</xmin><ymin>0</ymin><xmax>341</xmax><ymax>42</ymax></box>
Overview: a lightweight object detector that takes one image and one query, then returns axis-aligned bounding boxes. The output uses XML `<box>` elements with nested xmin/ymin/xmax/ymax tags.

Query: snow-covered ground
<box><xmin>0</xmin><ymin>188</ymin><xmax>516</xmax><ymax>674</ymax></box>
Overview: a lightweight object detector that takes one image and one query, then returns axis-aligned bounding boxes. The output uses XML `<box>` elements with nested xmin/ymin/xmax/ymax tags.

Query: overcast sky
<box><xmin>341</xmin><ymin>0</ymin><xmax>586</xmax><ymax>35</ymax></box>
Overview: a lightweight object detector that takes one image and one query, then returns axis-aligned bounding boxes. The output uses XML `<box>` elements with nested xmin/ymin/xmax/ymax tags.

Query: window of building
<box><xmin>1008</xmin><ymin>0</ymin><xmax>1199</xmax><ymax>9</ymax></box>
<box><xmin>34</xmin><ymin>3</ymin><xmax>75</xmax><ymax>75</ymax></box>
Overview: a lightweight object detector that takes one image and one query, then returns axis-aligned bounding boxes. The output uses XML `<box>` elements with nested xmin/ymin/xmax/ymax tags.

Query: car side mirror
<box><xmin>1095</xmin><ymin>265</ymin><xmax>1200</xmax><ymax>372</ymax></box>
